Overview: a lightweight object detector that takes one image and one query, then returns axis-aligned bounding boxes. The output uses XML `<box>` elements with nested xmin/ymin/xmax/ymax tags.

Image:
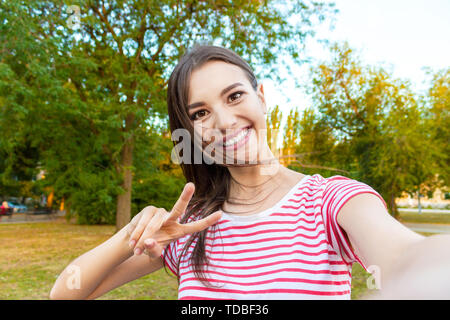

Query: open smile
<box><xmin>222</xmin><ymin>126</ymin><xmax>252</xmax><ymax>150</ymax></box>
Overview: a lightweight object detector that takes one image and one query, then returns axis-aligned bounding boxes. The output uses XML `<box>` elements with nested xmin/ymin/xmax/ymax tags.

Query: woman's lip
<box><xmin>222</xmin><ymin>126</ymin><xmax>251</xmax><ymax>144</ymax></box>
<box><xmin>224</xmin><ymin>126</ymin><xmax>251</xmax><ymax>151</ymax></box>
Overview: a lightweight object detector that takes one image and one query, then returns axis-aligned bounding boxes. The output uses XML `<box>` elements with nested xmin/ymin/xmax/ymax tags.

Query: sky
<box><xmin>263</xmin><ymin>0</ymin><xmax>450</xmax><ymax>121</ymax></box>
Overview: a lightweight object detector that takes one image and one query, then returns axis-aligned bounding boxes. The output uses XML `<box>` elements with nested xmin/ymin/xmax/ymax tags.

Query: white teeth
<box><xmin>224</xmin><ymin>128</ymin><xmax>249</xmax><ymax>147</ymax></box>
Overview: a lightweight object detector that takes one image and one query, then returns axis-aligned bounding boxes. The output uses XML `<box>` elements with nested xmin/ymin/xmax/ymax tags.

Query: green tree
<box><xmin>0</xmin><ymin>0</ymin><xmax>335</xmax><ymax>229</ymax></box>
<box><xmin>290</xmin><ymin>107</ymin><xmax>346</xmax><ymax>177</ymax></box>
<box><xmin>282</xmin><ymin>107</ymin><xmax>300</xmax><ymax>165</ymax></box>
<box><xmin>309</xmin><ymin>42</ymin><xmax>441</xmax><ymax>216</ymax></box>
<box><xmin>266</xmin><ymin>105</ymin><xmax>282</xmax><ymax>156</ymax></box>
<box><xmin>371</xmin><ymin>94</ymin><xmax>436</xmax><ymax>216</ymax></box>
<box><xmin>423</xmin><ymin>68</ymin><xmax>449</xmax><ymax>190</ymax></box>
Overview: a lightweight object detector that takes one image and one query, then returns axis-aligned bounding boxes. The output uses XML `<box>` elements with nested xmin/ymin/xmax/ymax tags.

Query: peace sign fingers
<box><xmin>180</xmin><ymin>210</ymin><xmax>223</xmax><ymax>236</ymax></box>
<box><xmin>167</xmin><ymin>182</ymin><xmax>195</xmax><ymax>222</ymax></box>
<box><xmin>125</xmin><ymin>182</ymin><xmax>223</xmax><ymax>258</ymax></box>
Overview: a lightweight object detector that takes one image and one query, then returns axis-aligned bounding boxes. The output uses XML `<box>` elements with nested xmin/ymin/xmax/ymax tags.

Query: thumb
<box><xmin>143</xmin><ymin>238</ymin><xmax>163</xmax><ymax>258</ymax></box>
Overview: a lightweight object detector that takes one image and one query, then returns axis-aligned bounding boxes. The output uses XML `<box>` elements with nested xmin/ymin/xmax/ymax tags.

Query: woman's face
<box><xmin>187</xmin><ymin>60</ymin><xmax>268</xmax><ymax>165</ymax></box>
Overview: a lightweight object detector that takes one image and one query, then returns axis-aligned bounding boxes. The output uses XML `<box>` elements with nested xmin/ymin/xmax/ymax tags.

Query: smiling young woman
<box><xmin>50</xmin><ymin>45</ymin><xmax>450</xmax><ymax>301</ymax></box>
<box><xmin>162</xmin><ymin>45</ymin><xmax>410</xmax><ymax>299</ymax></box>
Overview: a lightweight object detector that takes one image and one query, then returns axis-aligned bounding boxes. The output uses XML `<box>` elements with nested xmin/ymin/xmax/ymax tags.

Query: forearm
<box><xmin>371</xmin><ymin>234</ymin><xmax>450</xmax><ymax>299</ymax></box>
<box><xmin>50</xmin><ymin>225</ymin><xmax>133</xmax><ymax>300</ymax></box>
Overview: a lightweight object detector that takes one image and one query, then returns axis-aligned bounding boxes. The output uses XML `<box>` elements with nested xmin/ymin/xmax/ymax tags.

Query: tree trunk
<box><xmin>390</xmin><ymin>193</ymin><xmax>399</xmax><ymax>218</ymax></box>
<box><xmin>115</xmin><ymin>138</ymin><xmax>134</xmax><ymax>232</ymax></box>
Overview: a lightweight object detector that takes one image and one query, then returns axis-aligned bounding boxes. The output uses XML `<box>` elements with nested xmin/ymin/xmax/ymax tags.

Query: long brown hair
<box><xmin>165</xmin><ymin>44</ymin><xmax>258</xmax><ymax>285</ymax></box>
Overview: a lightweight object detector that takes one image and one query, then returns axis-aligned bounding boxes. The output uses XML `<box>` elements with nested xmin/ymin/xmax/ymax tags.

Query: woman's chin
<box><xmin>222</xmin><ymin>151</ymin><xmax>260</xmax><ymax>166</ymax></box>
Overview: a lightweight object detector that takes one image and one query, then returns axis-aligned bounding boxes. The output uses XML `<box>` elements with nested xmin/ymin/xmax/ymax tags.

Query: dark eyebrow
<box><xmin>220</xmin><ymin>82</ymin><xmax>244</xmax><ymax>96</ymax></box>
<box><xmin>187</xmin><ymin>102</ymin><xmax>204</xmax><ymax>110</ymax></box>
<box><xmin>187</xmin><ymin>82</ymin><xmax>244</xmax><ymax>110</ymax></box>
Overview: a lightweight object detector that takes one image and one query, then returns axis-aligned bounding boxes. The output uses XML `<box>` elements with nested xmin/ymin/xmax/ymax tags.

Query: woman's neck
<box><xmin>226</xmin><ymin>158</ymin><xmax>294</xmax><ymax>204</ymax></box>
<box><xmin>227</xmin><ymin>160</ymin><xmax>282</xmax><ymax>188</ymax></box>
<box><xmin>227</xmin><ymin>144</ymin><xmax>281</xmax><ymax>187</ymax></box>
<box><xmin>222</xmin><ymin>144</ymin><xmax>305</xmax><ymax>215</ymax></box>
<box><xmin>223</xmin><ymin>164</ymin><xmax>305</xmax><ymax>215</ymax></box>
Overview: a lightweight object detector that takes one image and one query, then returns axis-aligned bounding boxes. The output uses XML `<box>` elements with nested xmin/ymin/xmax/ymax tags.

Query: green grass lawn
<box><xmin>0</xmin><ymin>218</ymin><xmax>178</xmax><ymax>300</ymax></box>
<box><xmin>0</xmin><ymin>213</ymin><xmax>444</xmax><ymax>300</ymax></box>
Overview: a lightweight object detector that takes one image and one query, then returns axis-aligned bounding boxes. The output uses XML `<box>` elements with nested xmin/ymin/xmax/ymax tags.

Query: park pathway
<box><xmin>2</xmin><ymin>213</ymin><xmax>450</xmax><ymax>235</ymax></box>
<box><xmin>0</xmin><ymin>212</ymin><xmax>62</xmax><ymax>224</ymax></box>
<box><xmin>402</xmin><ymin>222</ymin><xmax>450</xmax><ymax>234</ymax></box>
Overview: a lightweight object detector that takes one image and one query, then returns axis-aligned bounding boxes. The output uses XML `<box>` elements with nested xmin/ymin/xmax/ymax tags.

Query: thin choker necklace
<box><xmin>224</xmin><ymin>171</ymin><xmax>283</xmax><ymax>213</ymax></box>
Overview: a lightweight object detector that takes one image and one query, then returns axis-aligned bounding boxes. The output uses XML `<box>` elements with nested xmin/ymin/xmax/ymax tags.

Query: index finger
<box><xmin>168</xmin><ymin>182</ymin><xmax>195</xmax><ymax>221</ymax></box>
<box><xmin>181</xmin><ymin>210</ymin><xmax>222</xmax><ymax>236</ymax></box>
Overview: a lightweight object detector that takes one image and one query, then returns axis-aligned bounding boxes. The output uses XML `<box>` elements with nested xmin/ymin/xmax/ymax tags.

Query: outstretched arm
<box><xmin>337</xmin><ymin>193</ymin><xmax>450</xmax><ymax>299</ymax></box>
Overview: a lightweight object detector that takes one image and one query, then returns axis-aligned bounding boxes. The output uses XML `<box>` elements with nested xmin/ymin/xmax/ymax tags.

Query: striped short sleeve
<box><xmin>321</xmin><ymin>175</ymin><xmax>388</xmax><ymax>269</ymax></box>
<box><xmin>161</xmin><ymin>239</ymin><xmax>179</xmax><ymax>277</ymax></box>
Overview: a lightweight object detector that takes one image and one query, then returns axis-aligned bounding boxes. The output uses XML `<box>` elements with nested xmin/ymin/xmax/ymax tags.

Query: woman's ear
<box><xmin>257</xmin><ymin>83</ymin><xmax>267</xmax><ymax>114</ymax></box>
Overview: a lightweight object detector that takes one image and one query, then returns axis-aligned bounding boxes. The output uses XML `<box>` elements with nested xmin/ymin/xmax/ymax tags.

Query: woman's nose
<box><xmin>214</xmin><ymin>107</ymin><xmax>237</xmax><ymax>132</ymax></box>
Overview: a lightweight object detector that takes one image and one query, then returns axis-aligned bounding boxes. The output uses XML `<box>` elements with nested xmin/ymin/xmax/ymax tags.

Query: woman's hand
<box><xmin>126</xmin><ymin>182</ymin><xmax>222</xmax><ymax>258</ymax></box>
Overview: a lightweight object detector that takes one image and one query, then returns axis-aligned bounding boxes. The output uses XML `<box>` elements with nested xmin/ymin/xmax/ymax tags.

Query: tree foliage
<box><xmin>0</xmin><ymin>0</ymin><xmax>335</xmax><ymax>227</ymax></box>
<box><xmin>306</xmin><ymin>43</ymin><xmax>448</xmax><ymax>216</ymax></box>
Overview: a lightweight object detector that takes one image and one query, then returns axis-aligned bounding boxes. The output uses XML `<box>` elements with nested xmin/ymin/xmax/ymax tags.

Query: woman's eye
<box><xmin>190</xmin><ymin>110</ymin><xmax>208</xmax><ymax>120</ymax></box>
<box><xmin>229</xmin><ymin>91</ymin><xmax>244</xmax><ymax>103</ymax></box>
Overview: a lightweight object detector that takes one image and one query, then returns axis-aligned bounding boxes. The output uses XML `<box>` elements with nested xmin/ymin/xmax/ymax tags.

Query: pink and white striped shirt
<box><xmin>162</xmin><ymin>174</ymin><xmax>387</xmax><ymax>300</ymax></box>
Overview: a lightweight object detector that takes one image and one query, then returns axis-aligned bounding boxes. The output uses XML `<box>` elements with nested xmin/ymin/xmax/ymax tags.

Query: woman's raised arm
<box><xmin>49</xmin><ymin>224</ymin><xmax>157</xmax><ymax>300</ymax></box>
<box><xmin>50</xmin><ymin>182</ymin><xmax>221</xmax><ymax>300</ymax></box>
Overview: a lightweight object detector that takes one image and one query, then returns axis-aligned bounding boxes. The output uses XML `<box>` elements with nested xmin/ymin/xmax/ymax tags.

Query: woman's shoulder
<box><xmin>284</xmin><ymin>171</ymin><xmax>371</xmax><ymax>193</ymax></box>
<box><xmin>301</xmin><ymin>172</ymin><xmax>361</xmax><ymax>185</ymax></box>
<box><xmin>322</xmin><ymin>174</ymin><xmax>374</xmax><ymax>189</ymax></box>
<box><xmin>283</xmin><ymin>170</ymin><xmax>327</xmax><ymax>186</ymax></box>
